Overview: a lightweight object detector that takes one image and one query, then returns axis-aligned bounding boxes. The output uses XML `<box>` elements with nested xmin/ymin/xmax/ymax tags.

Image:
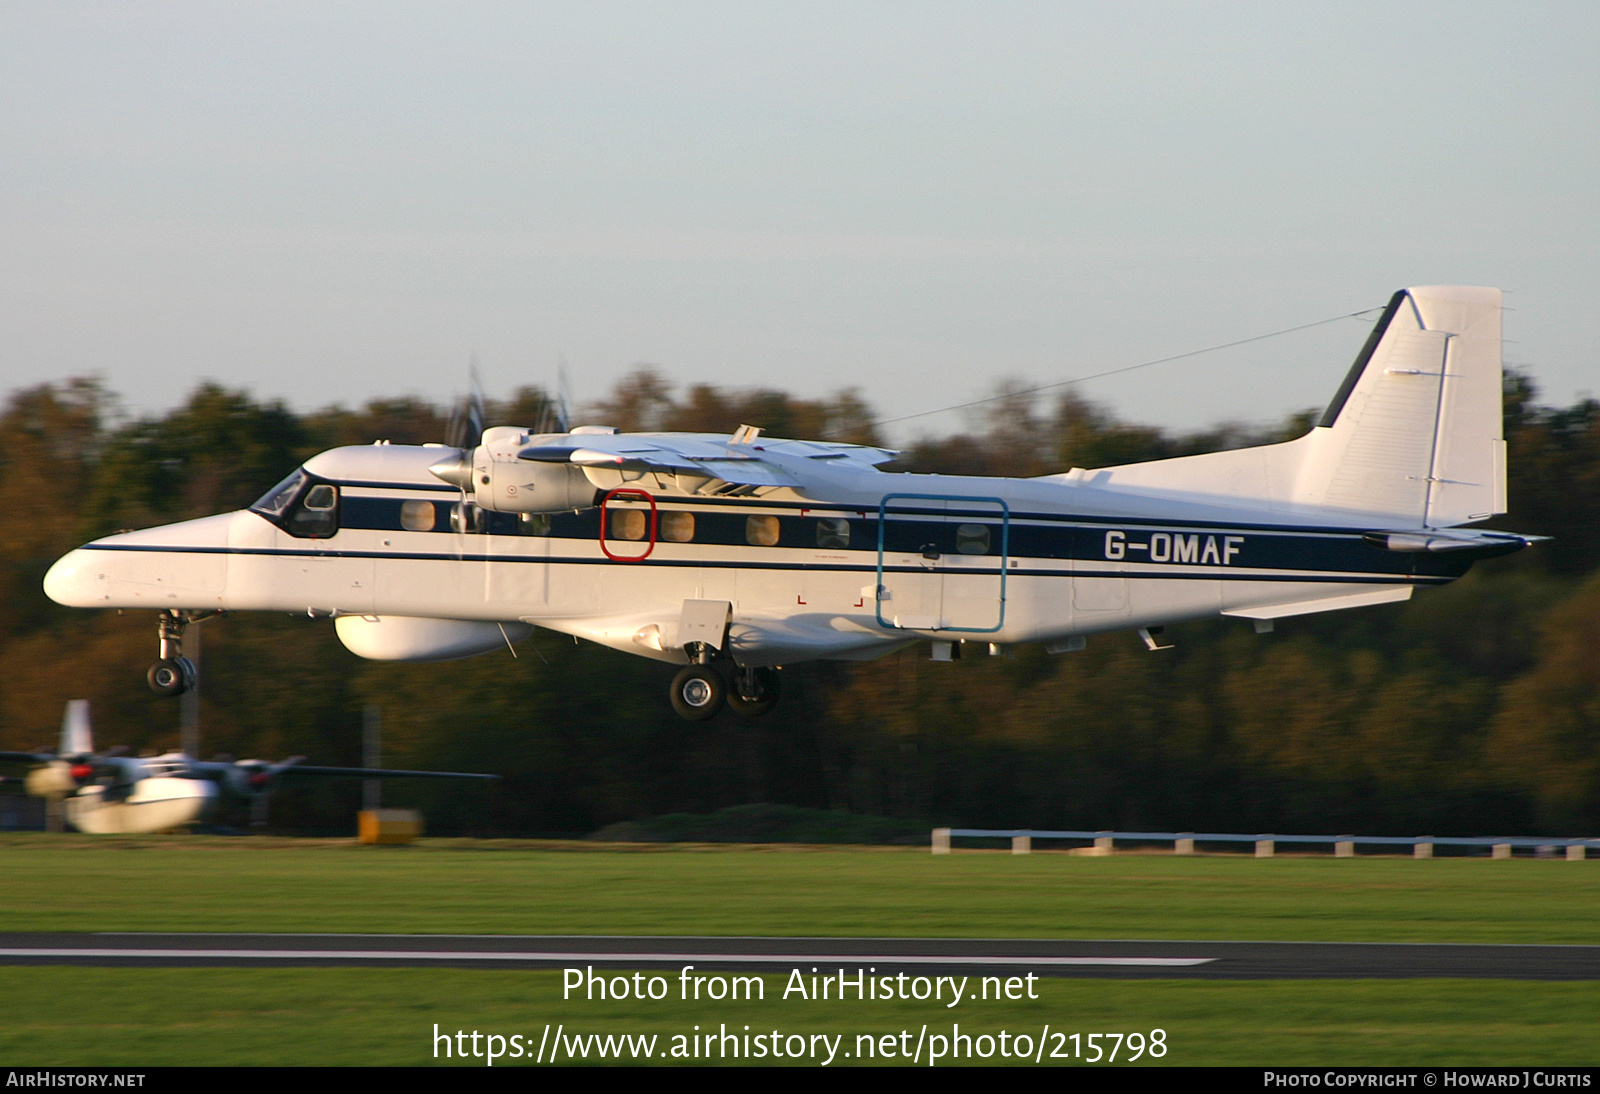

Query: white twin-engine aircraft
<box><xmin>1</xmin><ymin>701</ymin><xmax>495</xmax><ymax>834</ymax></box>
<box><xmin>44</xmin><ymin>287</ymin><xmax>1539</xmax><ymax>720</ymax></box>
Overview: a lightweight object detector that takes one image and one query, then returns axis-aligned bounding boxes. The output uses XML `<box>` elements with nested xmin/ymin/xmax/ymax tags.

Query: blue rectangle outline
<box><xmin>875</xmin><ymin>493</ymin><xmax>1010</xmax><ymax>634</ymax></box>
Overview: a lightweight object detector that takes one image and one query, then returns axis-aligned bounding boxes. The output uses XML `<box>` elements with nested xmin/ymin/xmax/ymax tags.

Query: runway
<box><xmin>2</xmin><ymin>934</ymin><xmax>1598</xmax><ymax>979</ymax></box>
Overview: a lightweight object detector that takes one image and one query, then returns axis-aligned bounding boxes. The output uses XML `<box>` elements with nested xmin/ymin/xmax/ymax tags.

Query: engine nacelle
<box><xmin>219</xmin><ymin>763</ymin><xmax>273</xmax><ymax>798</ymax></box>
<box><xmin>25</xmin><ymin>762</ymin><xmax>77</xmax><ymax>797</ymax></box>
<box><xmin>431</xmin><ymin>427</ymin><xmax>599</xmax><ymax>514</ymax></box>
<box><xmin>335</xmin><ymin>615</ymin><xmax>534</xmax><ymax>662</ymax></box>
<box><xmin>480</xmin><ymin>455</ymin><xmax>597</xmax><ymax>513</ymax></box>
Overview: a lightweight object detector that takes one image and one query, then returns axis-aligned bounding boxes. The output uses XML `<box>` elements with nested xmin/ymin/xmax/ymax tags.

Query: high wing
<box><xmin>217</xmin><ymin>761</ymin><xmax>497</xmax><ymax>781</ymax></box>
<box><xmin>516</xmin><ymin>429</ymin><xmax>897</xmax><ymax>491</ymax></box>
<box><xmin>0</xmin><ymin>754</ymin><xmax>495</xmax><ymax>782</ymax></box>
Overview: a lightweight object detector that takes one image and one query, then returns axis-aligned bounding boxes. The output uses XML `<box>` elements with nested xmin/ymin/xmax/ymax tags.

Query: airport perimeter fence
<box><xmin>932</xmin><ymin>828</ymin><xmax>1600</xmax><ymax>860</ymax></box>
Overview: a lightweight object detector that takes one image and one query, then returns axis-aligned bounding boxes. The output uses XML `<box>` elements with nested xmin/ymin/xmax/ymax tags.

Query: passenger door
<box><xmin>875</xmin><ymin>494</ymin><xmax>1009</xmax><ymax>633</ymax></box>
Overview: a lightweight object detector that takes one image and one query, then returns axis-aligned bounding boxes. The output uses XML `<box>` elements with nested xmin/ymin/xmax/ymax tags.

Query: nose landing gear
<box><xmin>145</xmin><ymin>610</ymin><xmax>219</xmax><ymax>697</ymax></box>
<box><xmin>146</xmin><ymin>656</ymin><xmax>196</xmax><ymax>697</ymax></box>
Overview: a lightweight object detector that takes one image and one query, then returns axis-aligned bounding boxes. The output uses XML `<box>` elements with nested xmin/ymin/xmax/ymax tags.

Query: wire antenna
<box><xmin>834</xmin><ymin>306</ymin><xmax>1385</xmax><ymax>438</ymax></box>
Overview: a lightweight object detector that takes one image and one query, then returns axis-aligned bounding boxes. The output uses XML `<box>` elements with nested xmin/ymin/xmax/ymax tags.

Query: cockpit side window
<box><xmin>288</xmin><ymin>484</ymin><xmax>339</xmax><ymax>538</ymax></box>
<box><xmin>303</xmin><ymin>484</ymin><xmax>337</xmax><ymax>511</ymax></box>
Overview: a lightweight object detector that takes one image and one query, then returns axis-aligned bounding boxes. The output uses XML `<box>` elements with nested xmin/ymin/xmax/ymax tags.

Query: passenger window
<box><xmin>816</xmin><ymin>518</ymin><xmax>850</xmax><ymax>549</ymax></box>
<box><xmin>660</xmin><ymin>511</ymin><xmax>695</xmax><ymax>543</ymax></box>
<box><xmin>518</xmin><ymin>512</ymin><xmax>552</xmax><ymax>536</ymax></box>
<box><xmin>286</xmin><ymin>484</ymin><xmax>339</xmax><ymax>538</ymax></box>
<box><xmin>956</xmin><ymin>523</ymin><xmax>990</xmax><ymax>555</ymax></box>
<box><xmin>611</xmin><ymin>507</ymin><xmax>648</xmax><ymax>541</ymax></box>
<box><xmin>746</xmin><ymin>515</ymin><xmax>780</xmax><ymax>546</ymax></box>
<box><xmin>450</xmin><ymin>501</ymin><xmax>482</xmax><ymax>534</ymax></box>
<box><xmin>400</xmin><ymin>500</ymin><xmax>435</xmax><ymax>532</ymax></box>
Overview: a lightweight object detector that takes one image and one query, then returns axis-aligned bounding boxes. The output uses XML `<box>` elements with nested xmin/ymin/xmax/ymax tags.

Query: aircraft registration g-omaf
<box><xmin>43</xmin><ymin>287</ymin><xmax>1539</xmax><ymax>720</ymax></box>
<box><xmin>0</xmin><ymin>701</ymin><xmax>496</xmax><ymax>834</ymax></box>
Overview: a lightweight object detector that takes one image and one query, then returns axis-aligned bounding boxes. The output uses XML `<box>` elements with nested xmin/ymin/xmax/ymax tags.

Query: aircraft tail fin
<box><xmin>1063</xmin><ymin>286</ymin><xmax>1505</xmax><ymax>528</ymax></box>
<box><xmin>60</xmin><ymin>700</ymin><xmax>92</xmax><ymax>757</ymax></box>
<box><xmin>1302</xmin><ymin>286</ymin><xmax>1504</xmax><ymax>526</ymax></box>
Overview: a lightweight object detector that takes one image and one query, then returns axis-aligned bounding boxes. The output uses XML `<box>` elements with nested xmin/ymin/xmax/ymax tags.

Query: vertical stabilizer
<box><xmin>60</xmin><ymin>700</ymin><xmax>92</xmax><ymax>757</ymax></box>
<box><xmin>1059</xmin><ymin>287</ymin><xmax>1505</xmax><ymax>528</ymax></box>
<box><xmin>1302</xmin><ymin>286</ymin><xmax>1504</xmax><ymax>527</ymax></box>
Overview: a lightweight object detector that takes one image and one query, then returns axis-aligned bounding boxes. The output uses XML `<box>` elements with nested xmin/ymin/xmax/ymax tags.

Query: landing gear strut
<box><xmin>145</xmin><ymin>610</ymin><xmax>218</xmax><ymax>697</ymax></box>
<box><xmin>727</xmin><ymin>666</ymin><xmax>781</xmax><ymax>717</ymax></box>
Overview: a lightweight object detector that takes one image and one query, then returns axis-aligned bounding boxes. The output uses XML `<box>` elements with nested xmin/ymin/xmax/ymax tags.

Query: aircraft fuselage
<box><xmin>44</xmin><ymin>441</ymin><xmax>1491</xmax><ymax>667</ymax></box>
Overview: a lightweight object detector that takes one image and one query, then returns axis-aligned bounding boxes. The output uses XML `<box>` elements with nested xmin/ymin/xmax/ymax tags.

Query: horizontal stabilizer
<box><xmin>278</xmin><ymin>765</ymin><xmax>498</xmax><ymax>780</ymax></box>
<box><xmin>1363</xmin><ymin>529</ymin><xmax>1543</xmax><ymax>556</ymax></box>
<box><xmin>1222</xmin><ymin>586</ymin><xmax>1413</xmax><ymax>621</ymax></box>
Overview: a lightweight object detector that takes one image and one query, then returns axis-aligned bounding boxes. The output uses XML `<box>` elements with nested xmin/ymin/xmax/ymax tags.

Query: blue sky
<box><xmin>3</xmin><ymin>2</ymin><xmax>1596</xmax><ymax>442</ymax></box>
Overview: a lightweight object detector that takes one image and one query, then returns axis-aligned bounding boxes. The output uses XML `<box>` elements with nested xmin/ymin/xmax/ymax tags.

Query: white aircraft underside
<box><xmin>42</xmin><ymin>287</ymin><xmax>1539</xmax><ymax>718</ymax></box>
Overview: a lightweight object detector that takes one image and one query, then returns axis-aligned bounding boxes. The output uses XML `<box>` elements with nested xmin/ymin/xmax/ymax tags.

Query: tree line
<box><xmin>2</xmin><ymin>368</ymin><xmax>1598</xmax><ymax>836</ymax></box>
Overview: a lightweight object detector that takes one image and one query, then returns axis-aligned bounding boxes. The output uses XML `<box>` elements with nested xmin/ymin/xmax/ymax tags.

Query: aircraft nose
<box><xmin>43</xmin><ymin>548</ymin><xmax>104</xmax><ymax>607</ymax></box>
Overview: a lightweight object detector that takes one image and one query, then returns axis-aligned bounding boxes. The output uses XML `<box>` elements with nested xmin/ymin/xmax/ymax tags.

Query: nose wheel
<box><xmin>145</xmin><ymin>609</ymin><xmax>218</xmax><ymax>697</ymax></box>
<box><xmin>146</xmin><ymin>657</ymin><xmax>196</xmax><ymax>697</ymax></box>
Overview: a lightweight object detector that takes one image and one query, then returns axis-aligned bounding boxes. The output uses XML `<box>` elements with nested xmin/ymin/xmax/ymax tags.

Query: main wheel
<box><xmin>146</xmin><ymin>657</ymin><xmax>193</xmax><ymax>697</ymax></box>
<box><xmin>727</xmin><ymin>666</ymin><xmax>781</xmax><ymax>717</ymax></box>
<box><xmin>670</xmin><ymin>665</ymin><xmax>726</xmax><ymax>721</ymax></box>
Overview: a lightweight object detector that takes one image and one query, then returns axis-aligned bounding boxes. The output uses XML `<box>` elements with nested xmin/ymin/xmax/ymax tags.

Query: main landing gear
<box><xmin>727</xmin><ymin>665</ymin><xmax>781</xmax><ymax>717</ymax></box>
<box><xmin>668</xmin><ymin>647</ymin><xmax>781</xmax><ymax>721</ymax></box>
<box><xmin>145</xmin><ymin>610</ymin><xmax>219</xmax><ymax>697</ymax></box>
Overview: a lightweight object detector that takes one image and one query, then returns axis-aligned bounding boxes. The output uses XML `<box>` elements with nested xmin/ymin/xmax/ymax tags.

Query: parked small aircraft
<box><xmin>0</xmin><ymin>701</ymin><xmax>496</xmax><ymax>834</ymax></box>
<box><xmin>43</xmin><ymin>287</ymin><xmax>1540</xmax><ymax>719</ymax></box>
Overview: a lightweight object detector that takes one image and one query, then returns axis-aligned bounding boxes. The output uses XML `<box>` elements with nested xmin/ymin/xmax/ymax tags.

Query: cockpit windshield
<box><xmin>252</xmin><ymin>470</ymin><xmax>308</xmax><ymax>518</ymax></box>
<box><xmin>250</xmin><ymin>469</ymin><xmax>340</xmax><ymax>538</ymax></box>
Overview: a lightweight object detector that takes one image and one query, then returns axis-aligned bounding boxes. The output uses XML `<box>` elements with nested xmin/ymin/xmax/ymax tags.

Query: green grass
<box><xmin>0</xmin><ymin>833</ymin><xmax>1597</xmax><ymax>942</ymax></box>
<box><xmin>4</xmin><ymin>835</ymin><xmax>1600</xmax><ymax>1066</ymax></box>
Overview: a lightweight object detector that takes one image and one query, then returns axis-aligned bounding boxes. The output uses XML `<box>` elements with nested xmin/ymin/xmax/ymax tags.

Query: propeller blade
<box><xmin>463</xmin><ymin>359</ymin><xmax>487</xmax><ymax>451</ymax></box>
<box><xmin>265</xmin><ymin>755</ymin><xmax>306</xmax><ymax>779</ymax></box>
<box><xmin>444</xmin><ymin>356</ymin><xmax>488</xmax><ymax>452</ymax></box>
<box><xmin>548</xmin><ymin>361</ymin><xmax>572</xmax><ymax>435</ymax></box>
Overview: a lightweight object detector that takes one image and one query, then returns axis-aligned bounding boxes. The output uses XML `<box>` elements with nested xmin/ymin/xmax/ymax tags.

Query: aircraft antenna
<box><xmin>833</xmin><ymin>305</ymin><xmax>1385</xmax><ymax>438</ymax></box>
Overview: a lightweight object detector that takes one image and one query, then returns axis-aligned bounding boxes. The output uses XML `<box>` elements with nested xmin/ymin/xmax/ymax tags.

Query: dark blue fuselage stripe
<box><xmin>326</xmin><ymin>495</ymin><xmax>1464</xmax><ymax>579</ymax></box>
<box><xmin>335</xmin><ymin>477</ymin><xmax>1414</xmax><ymax>535</ymax></box>
<box><xmin>338</xmin><ymin>479</ymin><xmax>460</xmax><ymax>493</ymax></box>
<box><xmin>79</xmin><ymin>541</ymin><xmax>1452</xmax><ymax>585</ymax></box>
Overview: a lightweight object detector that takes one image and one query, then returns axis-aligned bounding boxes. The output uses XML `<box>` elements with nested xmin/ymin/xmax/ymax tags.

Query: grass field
<box><xmin>4</xmin><ymin>833</ymin><xmax>1600</xmax><ymax>941</ymax></box>
<box><xmin>2</xmin><ymin>834</ymin><xmax>1598</xmax><ymax>1066</ymax></box>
